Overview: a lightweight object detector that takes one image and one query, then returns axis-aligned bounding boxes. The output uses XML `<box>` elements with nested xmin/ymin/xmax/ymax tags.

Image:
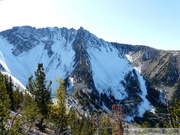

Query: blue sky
<box><xmin>0</xmin><ymin>0</ymin><xmax>180</xmax><ymax>50</ymax></box>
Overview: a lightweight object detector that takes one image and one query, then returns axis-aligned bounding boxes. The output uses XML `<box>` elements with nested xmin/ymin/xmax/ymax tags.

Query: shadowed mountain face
<box><xmin>126</xmin><ymin>46</ymin><xmax>180</xmax><ymax>100</ymax></box>
<box><xmin>0</xmin><ymin>26</ymin><xmax>179</xmax><ymax>119</ymax></box>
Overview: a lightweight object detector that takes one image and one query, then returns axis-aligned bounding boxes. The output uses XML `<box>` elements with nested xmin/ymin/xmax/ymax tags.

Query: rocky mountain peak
<box><xmin>0</xmin><ymin>26</ymin><xmax>180</xmax><ymax>119</ymax></box>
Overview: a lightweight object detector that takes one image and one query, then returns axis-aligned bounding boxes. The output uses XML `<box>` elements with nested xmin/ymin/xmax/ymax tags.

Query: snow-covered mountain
<box><xmin>0</xmin><ymin>26</ymin><xmax>179</xmax><ymax>119</ymax></box>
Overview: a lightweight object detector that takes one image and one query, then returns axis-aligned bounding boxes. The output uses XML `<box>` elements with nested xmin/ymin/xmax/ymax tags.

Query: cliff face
<box><xmin>0</xmin><ymin>26</ymin><xmax>179</xmax><ymax>119</ymax></box>
<box><xmin>126</xmin><ymin>46</ymin><xmax>180</xmax><ymax>100</ymax></box>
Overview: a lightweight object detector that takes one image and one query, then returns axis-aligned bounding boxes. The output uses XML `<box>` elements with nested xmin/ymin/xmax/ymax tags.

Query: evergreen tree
<box><xmin>68</xmin><ymin>109</ymin><xmax>94</xmax><ymax>135</ymax></box>
<box><xmin>101</xmin><ymin>114</ymin><xmax>112</xmax><ymax>135</ymax></box>
<box><xmin>0</xmin><ymin>101</ymin><xmax>10</xmax><ymax>135</ymax></box>
<box><xmin>22</xmin><ymin>92</ymin><xmax>42</xmax><ymax>133</ymax></box>
<box><xmin>8</xmin><ymin>118</ymin><xmax>25</xmax><ymax>135</ymax></box>
<box><xmin>80</xmin><ymin>114</ymin><xmax>94</xmax><ymax>135</ymax></box>
<box><xmin>49</xmin><ymin>79</ymin><xmax>68</xmax><ymax>134</ymax></box>
<box><xmin>0</xmin><ymin>73</ymin><xmax>24</xmax><ymax>134</ymax></box>
<box><xmin>13</xmin><ymin>88</ymin><xmax>24</xmax><ymax>111</ymax></box>
<box><xmin>5</xmin><ymin>76</ymin><xmax>15</xmax><ymax>111</ymax></box>
<box><xmin>92</xmin><ymin>111</ymin><xmax>102</xmax><ymax>135</ymax></box>
<box><xmin>0</xmin><ymin>73</ymin><xmax>10</xmax><ymax>134</ymax></box>
<box><xmin>68</xmin><ymin>108</ymin><xmax>82</xmax><ymax>135</ymax></box>
<box><xmin>91</xmin><ymin>111</ymin><xmax>112</xmax><ymax>135</ymax></box>
<box><xmin>26</xmin><ymin>63</ymin><xmax>52</xmax><ymax>131</ymax></box>
<box><xmin>163</xmin><ymin>99</ymin><xmax>180</xmax><ymax>128</ymax></box>
<box><xmin>34</xmin><ymin>63</ymin><xmax>52</xmax><ymax>117</ymax></box>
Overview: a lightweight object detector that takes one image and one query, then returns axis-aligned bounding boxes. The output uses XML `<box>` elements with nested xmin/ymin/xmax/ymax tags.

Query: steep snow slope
<box><xmin>87</xmin><ymin>38</ymin><xmax>131</xmax><ymax>99</ymax></box>
<box><xmin>83</xmin><ymin>33</ymin><xmax>152</xmax><ymax>116</ymax></box>
<box><xmin>0</xmin><ymin>27</ymin><xmax>77</xmax><ymax>90</ymax></box>
<box><xmin>0</xmin><ymin>26</ymin><xmax>162</xmax><ymax>118</ymax></box>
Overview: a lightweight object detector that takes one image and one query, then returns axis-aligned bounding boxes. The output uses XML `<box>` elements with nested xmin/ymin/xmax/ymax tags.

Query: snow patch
<box><xmin>125</xmin><ymin>116</ymin><xmax>134</xmax><ymax>122</ymax></box>
<box><xmin>69</xmin><ymin>77</ymin><xmax>74</xmax><ymax>86</ymax></box>
<box><xmin>126</xmin><ymin>54</ymin><xmax>142</xmax><ymax>73</ymax></box>
<box><xmin>150</xmin><ymin>106</ymin><xmax>156</xmax><ymax>114</ymax></box>
<box><xmin>87</xmin><ymin>39</ymin><xmax>131</xmax><ymax>100</ymax></box>
<box><xmin>136</xmin><ymin>70</ymin><xmax>151</xmax><ymax>117</ymax></box>
<box><xmin>1</xmin><ymin>72</ymin><xmax>26</xmax><ymax>90</ymax></box>
<box><xmin>67</xmin><ymin>77</ymin><xmax>74</xmax><ymax>95</ymax></box>
<box><xmin>159</xmin><ymin>90</ymin><xmax>167</xmax><ymax>105</ymax></box>
<box><xmin>172</xmin><ymin>51</ymin><xmax>179</xmax><ymax>56</ymax></box>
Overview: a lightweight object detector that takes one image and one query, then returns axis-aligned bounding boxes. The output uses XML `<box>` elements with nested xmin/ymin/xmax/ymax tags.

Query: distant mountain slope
<box><xmin>0</xmin><ymin>26</ymin><xmax>179</xmax><ymax>119</ymax></box>
<box><xmin>126</xmin><ymin>46</ymin><xmax>180</xmax><ymax>100</ymax></box>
